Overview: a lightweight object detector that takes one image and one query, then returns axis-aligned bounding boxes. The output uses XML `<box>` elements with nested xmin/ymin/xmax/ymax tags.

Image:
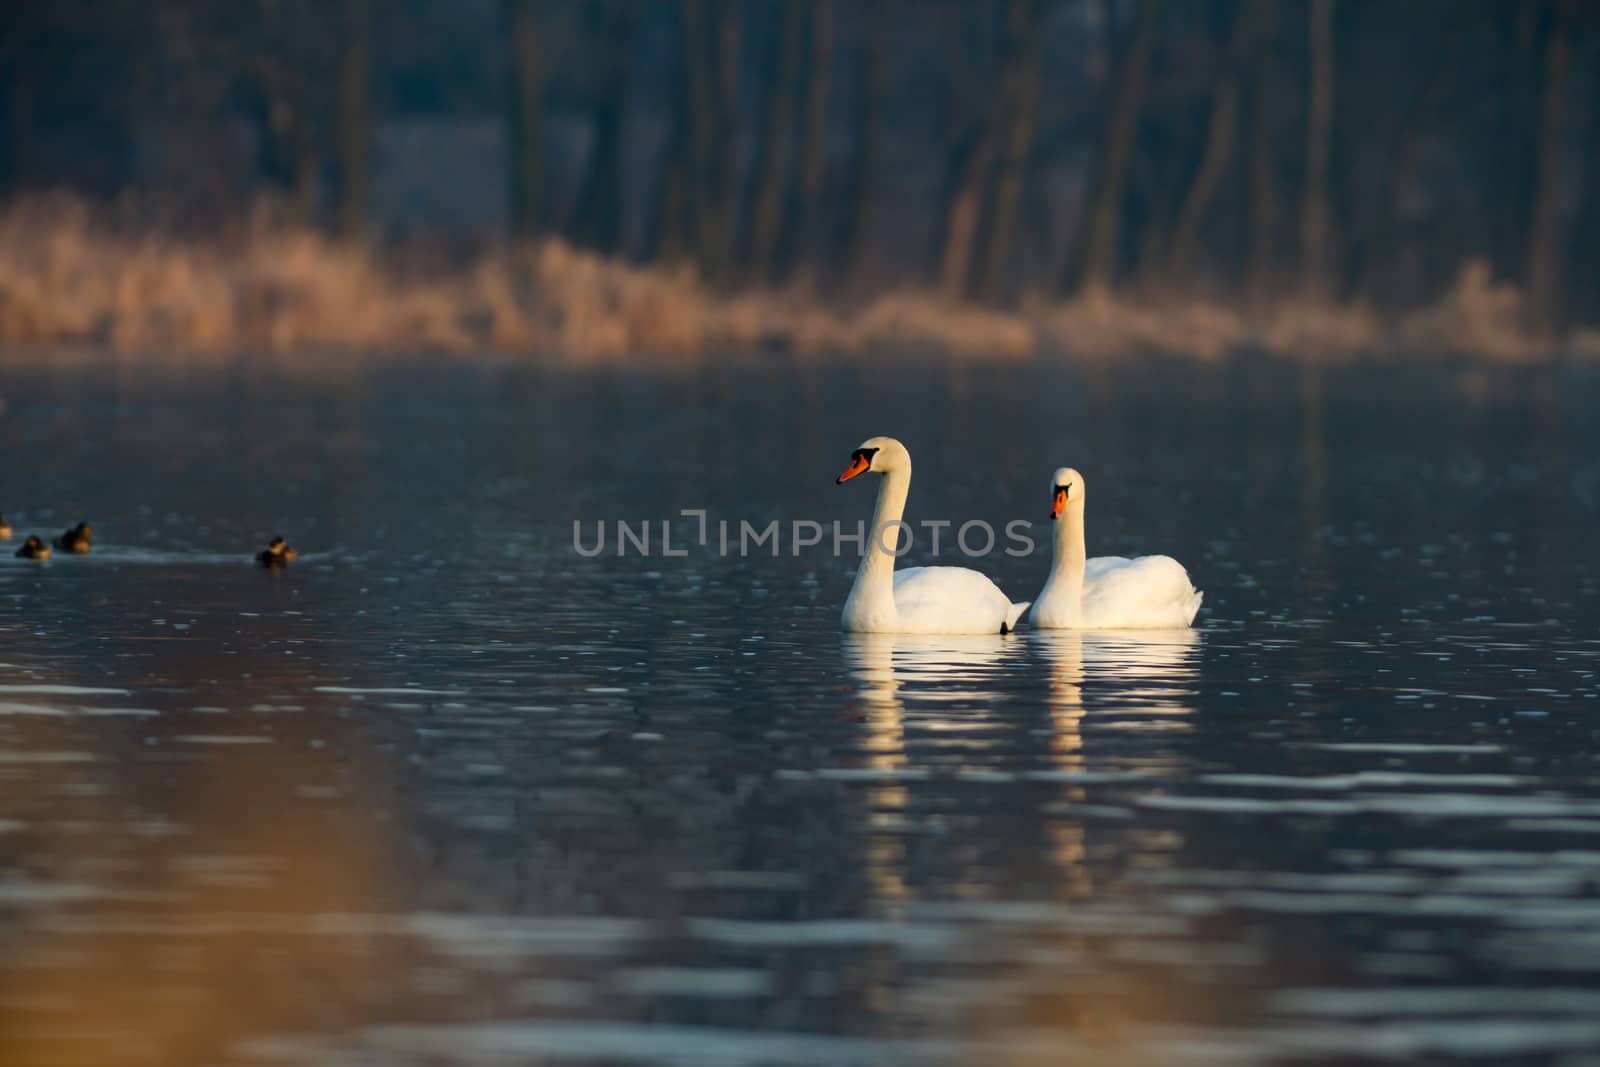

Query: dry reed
<box><xmin>0</xmin><ymin>194</ymin><xmax>1579</xmax><ymax>363</ymax></box>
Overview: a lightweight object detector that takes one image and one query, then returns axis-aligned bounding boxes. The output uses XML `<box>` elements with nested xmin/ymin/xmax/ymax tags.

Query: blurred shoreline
<box><xmin>0</xmin><ymin>195</ymin><xmax>1590</xmax><ymax>365</ymax></box>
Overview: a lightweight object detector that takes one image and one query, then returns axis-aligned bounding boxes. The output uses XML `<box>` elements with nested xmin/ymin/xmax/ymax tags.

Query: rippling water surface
<box><xmin>2</xmin><ymin>355</ymin><xmax>1599</xmax><ymax>1066</ymax></box>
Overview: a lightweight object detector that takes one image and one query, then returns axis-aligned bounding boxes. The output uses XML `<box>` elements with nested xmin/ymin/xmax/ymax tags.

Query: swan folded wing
<box><xmin>1083</xmin><ymin>555</ymin><xmax>1134</xmax><ymax>582</ymax></box>
<box><xmin>892</xmin><ymin>566</ymin><xmax>1016</xmax><ymax>633</ymax></box>
<box><xmin>1081</xmin><ymin>554</ymin><xmax>1200</xmax><ymax>628</ymax></box>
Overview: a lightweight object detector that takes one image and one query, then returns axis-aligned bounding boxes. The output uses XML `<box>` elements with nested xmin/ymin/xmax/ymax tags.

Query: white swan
<box><xmin>1030</xmin><ymin>467</ymin><xmax>1202</xmax><ymax>629</ymax></box>
<box><xmin>836</xmin><ymin>437</ymin><xmax>1030</xmax><ymax>634</ymax></box>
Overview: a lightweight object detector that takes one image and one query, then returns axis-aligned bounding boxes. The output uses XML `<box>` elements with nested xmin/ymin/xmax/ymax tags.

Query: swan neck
<box><xmin>1049</xmin><ymin>502</ymin><xmax>1086</xmax><ymax>618</ymax></box>
<box><xmin>857</xmin><ymin>465</ymin><xmax>910</xmax><ymax>589</ymax></box>
<box><xmin>842</xmin><ymin>461</ymin><xmax>913</xmax><ymax>630</ymax></box>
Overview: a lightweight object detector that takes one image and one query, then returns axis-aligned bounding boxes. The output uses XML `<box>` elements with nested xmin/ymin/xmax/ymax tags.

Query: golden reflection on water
<box><xmin>842</xmin><ymin>633</ymin><xmax>910</xmax><ymax>905</ymax></box>
<box><xmin>1038</xmin><ymin>631</ymin><xmax>1090</xmax><ymax>890</ymax></box>
<box><xmin>982</xmin><ymin>629</ymin><xmax>1205</xmax><ymax>1065</ymax></box>
<box><xmin>837</xmin><ymin>627</ymin><xmax>1208</xmax><ymax>1064</ymax></box>
<box><xmin>0</xmin><ymin>660</ymin><xmax>398</xmax><ymax>1067</ymax></box>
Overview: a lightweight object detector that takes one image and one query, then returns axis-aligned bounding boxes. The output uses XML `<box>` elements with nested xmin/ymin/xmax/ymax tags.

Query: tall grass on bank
<box><xmin>0</xmin><ymin>195</ymin><xmax>1586</xmax><ymax>361</ymax></box>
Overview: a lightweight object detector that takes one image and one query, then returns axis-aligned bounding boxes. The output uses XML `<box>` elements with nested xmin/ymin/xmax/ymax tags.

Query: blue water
<box><xmin>1</xmin><ymin>355</ymin><xmax>1598</xmax><ymax>1065</ymax></box>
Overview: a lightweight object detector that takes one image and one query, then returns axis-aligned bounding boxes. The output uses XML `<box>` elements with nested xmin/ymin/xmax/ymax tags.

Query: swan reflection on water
<box><xmin>840</xmin><ymin>628</ymin><xmax>1202</xmax><ymax>746</ymax></box>
<box><xmin>1032</xmin><ymin>629</ymin><xmax>1201</xmax><ymax>886</ymax></box>
<box><xmin>1033</xmin><ymin>629</ymin><xmax>1203</xmax><ymax>727</ymax></box>
<box><xmin>839</xmin><ymin>633</ymin><xmax>1023</xmax><ymax>903</ymax></box>
<box><xmin>840</xmin><ymin>632</ymin><xmax>1022</xmax><ymax>702</ymax></box>
<box><xmin>839</xmin><ymin>629</ymin><xmax>1202</xmax><ymax>901</ymax></box>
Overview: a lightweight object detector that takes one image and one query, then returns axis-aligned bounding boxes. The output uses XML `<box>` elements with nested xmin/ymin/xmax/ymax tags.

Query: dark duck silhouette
<box><xmin>53</xmin><ymin>522</ymin><xmax>91</xmax><ymax>554</ymax></box>
<box><xmin>257</xmin><ymin>535</ymin><xmax>298</xmax><ymax>567</ymax></box>
<box><xmin>15</xmin><ymin>536</ymin><xmax>50</xmax><ymax>560</ymax></box>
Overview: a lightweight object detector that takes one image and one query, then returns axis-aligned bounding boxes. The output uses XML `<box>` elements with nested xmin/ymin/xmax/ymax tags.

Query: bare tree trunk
<box><xmin>1166</xmin><ymin>0</ymin><xmax>1265</xmax><ymax>286</ymax></box>
<box><xmin>926</xmin><ymin>131</ymin><xmax>965</xmax><ymax>286</ymax></box>
<box><xmin>1526</xmin><ymin>0</ymin><xmax>1575</xmax><ymax>337</ymax></box>
<box><xmin>1166</xmin><ymin>92</ymin><xmax>1235</xmax><ymax>286</ymax></box>
<box><xmin>1342</xmin><ymin>13</ymin><xmax>1465</xmax><ymax>302</ymax></box>
<box><xmin>715</xmin><ymin>0</ymin><xmax>744</xmax><ymax>268</ymax></box>
<box><xmin>938</xmin><ymin>129</ymin><xmax>995</xmax><ymax>298</ymax></box>
<box><xmin>649</xmin><ymin>32</ymin><xmax>693</xmax><ymax>264</ymax></box>
<box><xmin>977</xmin><ymin>0</ymin><xmax>1043</xmax><ymax>304</ymax></box>
<box><xmin>6</xmin><ymin>72</ymin><xmax>34</xmax><ymax>189</ymax></box>
<box><xmin>1484</xmin><ymin>6</ymin><xmax>1542</xmax><ymax>286</ymax></box>
<box><xmin>506</xmin><ymin>0</ymin><xmax>542</xmax><ymax>242</ymax></box>
<box><xmin>571</xmin><ymin>0</ymin><xmax>633</xmax><ymax>254</ymax></box>
<box><xmin>251</xmin><ymin>47</ymin><xmax>319</xmax><ymax>226</ymax></box>
<box><xmin>1299</xmin><ymin>0</ymin><xmax>1335</xmax><ymax>296</ymax></box>
<box><xmin>718</xmin><ymin>3</ymin><xmax>743</xmax><ymax>133</ymax></box>
<box><xmin>683</xmin><ymin>0</ymin><xmax>722</xmax><ymax>271</ymax></box>
<box><xmin>1073</xmin><ymin>0</ymin><xmax>1162</xmax><ymax>296</ymax></box>
<box><xmin>1132</xmin><ymin>119</ymin><xmax>1183</xmax><ymax>289</ymax></box>
<box><xmin>654</xmin><ymin>138</ymin><xmax>692</xmax><ymax>262</ymax></box>
<box><xmin>796</xmin><ymin>0</ymin><xmax>836</xmax><ymax>269</ymax></box>
<box><xmin>750</xmin><ymin>2</ymin><xmax>803</xmax><ymax>280</ymax></box>
<box><xmin>1242</xmin><ymin>2</ymin><xmax>1279</xmax><ymax>309</ymax></box>
<box><xmin>291</xmin><ymin>131</ymin><xmax>318</xmax><ymax>224</ymax></box>
<box><xmin>1574</xmin><ymin>49</ymin><xmax>1600</xmax><ymax>328</ymax></box>
<box><xmin>833</xmin><ymin>14</ymin><xmax>881</xmax><ymax>286</ymax></box>
<box><xmin>336</xmin><ymin>0</ymin><xmax>371</xmax><ymax>239</ymax></box>
<box><xmin>683</xmin><ymin>0</ymin><xmax>742</xmax><ymax>279</ymax></box>
<box><xmin>260</xmin><ymin>74</ymin><xmax>318</xmax><ymax>226</ymax></box>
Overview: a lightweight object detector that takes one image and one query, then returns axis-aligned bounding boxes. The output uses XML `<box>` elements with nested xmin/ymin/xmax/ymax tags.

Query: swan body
<box><xmin>1031</xmin><ymin>467</ymin><xmax>1201</xmax><ymax>629</ymax></box>
<box><xmin>837</xmin><ymin>437</ymin><xmax>1030</xmax><ymax>634</ymax></box>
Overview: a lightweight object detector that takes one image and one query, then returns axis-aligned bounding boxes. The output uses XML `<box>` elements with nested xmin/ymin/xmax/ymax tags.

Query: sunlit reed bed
<box><xmin>0</xmin><ymin>194</ymin><xmax>1590</xmax><ymax>363</ymax></box>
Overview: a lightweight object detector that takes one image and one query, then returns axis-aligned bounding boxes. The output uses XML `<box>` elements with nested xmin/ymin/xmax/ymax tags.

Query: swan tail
<box><xmin>1002</xmin><ymin>600</ymin><xmax>1031</xmax><ymax>634</ymax></box>
<box><xmin>1183</xmin><ymin>589</ymin><xmax>1204</xmax><ymax>627</ymax></box>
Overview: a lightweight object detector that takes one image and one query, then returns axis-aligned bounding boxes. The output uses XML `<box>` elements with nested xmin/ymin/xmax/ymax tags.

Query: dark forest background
<box><xmin>2</xmin><ymin>0</ymin><xmax>1597</xmax><ymax>346</ymax></box>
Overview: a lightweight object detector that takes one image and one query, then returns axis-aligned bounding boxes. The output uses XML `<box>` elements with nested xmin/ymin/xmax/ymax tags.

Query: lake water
<box><xmin>2</xmin><ymin>354</ymin><xmax>1599</xmax><ymax>1066</ymax></box>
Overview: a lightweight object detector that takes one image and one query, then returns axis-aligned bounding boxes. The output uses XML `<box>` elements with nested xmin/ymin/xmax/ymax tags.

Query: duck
<box><xmin>1029</xmin><ymin>467</ymin><xmax>1202</xmax><ymax>629</ymax></box>
<box><xmin>53</xmin><ymin>522</ymin><xmax>91</xmax><ymax>554</ymax></box>
<box><xmin>257</xmin><ymin>535</ymin><xmax>298</xmax><ymax>567</ymax></box>
<box><xmin>15</xmin><ymin>535</ymin><xmax>51</xmax><ymax>560</ymax></box>
<box><xmin>0</xmin><ymin>515</ymin><xmax>11</xmax><ymax>540</ymax></box>
<box><xmin>835</xmin><ymin>436</ymin><xmax>1030</xmax><ymax>634</ymax></box>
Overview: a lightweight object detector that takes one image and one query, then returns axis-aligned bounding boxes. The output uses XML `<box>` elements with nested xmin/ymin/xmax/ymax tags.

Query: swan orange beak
<box><xmin>836</xmin><ymin>454</ymin><xmax>870</xmax><ymax>484</ymax></box>
<box><xmin>1051</xmin><ymin>487</ymin><xmax>1067</xmax><ymax>520</ymax></box>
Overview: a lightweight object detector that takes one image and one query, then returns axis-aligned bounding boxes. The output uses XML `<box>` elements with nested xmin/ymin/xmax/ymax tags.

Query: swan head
<box><xmin>1050</xmin><ymin>467</ymin><xmax>1084</xmax><ymax>519</ymax></box>
<box><xmin>836</xmin><ymin>436</ymin><xmax>909</xmax><ymax>485</ymax></box>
